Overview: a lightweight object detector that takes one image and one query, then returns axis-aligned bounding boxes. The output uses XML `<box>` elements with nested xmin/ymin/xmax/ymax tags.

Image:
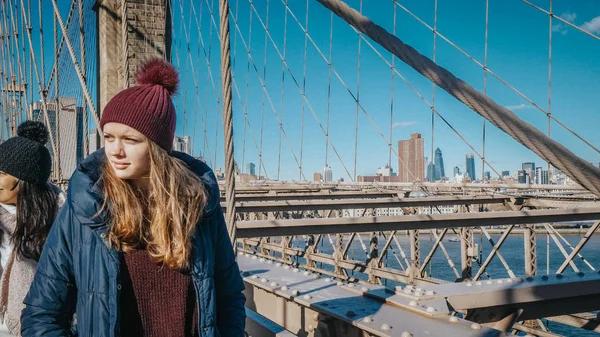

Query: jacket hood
<box><xmin>67</xmin><ymin>148</ymin><xmax>221</xmax><ymax>227</ymax></box>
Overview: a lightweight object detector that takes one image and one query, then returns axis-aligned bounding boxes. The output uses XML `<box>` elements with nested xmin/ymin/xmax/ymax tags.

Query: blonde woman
<box><xmin>21</xmin><ymin>59</ymin><xmax>245</xmax><ymax>337</ymax></box>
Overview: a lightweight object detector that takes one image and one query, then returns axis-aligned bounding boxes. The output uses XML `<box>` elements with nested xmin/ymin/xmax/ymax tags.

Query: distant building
<box><xmin>518</xmin><ymin>170</ymin><xmax>527</xmax><ymax>184</ymax></box>
<box><xmin>323</xmin><ymin>165</ymin><xmax>333</xmax><ymax>182</ymax></box>
<box><xmin>434</xmin><ymin>148</ymin><xmax>445</xmax><ymax>180</ymax></box>
<box><xmin>426</xmin><ymin>161</ymin><xmax>436</xmax><ymax>182</ymax></box>
<box><xmin>357</xmin><ymin>175</ymin><xmax>401</xmax><ymax>183</ymax></box>
<box><xmin>377</xmin><ymin>164</ymin><xmax>395</xmax><ymax>177</ymax></box>
<box><xmin>535</xmin><ymin>167</ymin><xmax>549</xmax><ymax>184</ymax></box>
<box><xmin>246</xmin><ymin>162</ymin><xmax>256</xmax><ymax>175</ymax></box>
<box><xmin>398</xmin><ymin>133</ymin><xmax>424</xmax><ymax>182</ymax></box>
<box><xmin>522</xmin><ymin>162</ymin><xmax>535</xmax><ymax>180</ymax></box>
<box><xmin>33</xmin><ymin>97</ymin><xmax>84</xmax><ymax>180</ymax></box>
<box><xmin>173</xmin><ymin>136</ymin><xmax>192</xmax><ymax>155</ymax></box>
<box><xmin>465</xmin><ymin>154</ymin><xmax>476</xmax><ymax>181</ymax></box>
<box><xmin>453</xmin><ymin>166</ymin><xmax>460</xmax><ymax>177</ymax></box>
<box><xmin>502</xmin><ymin>170</ymin><xmax>510</xmax><ymax>177</ymax></box>
<box><xmin>89</xmin><ymin>128</ymin><xmax>98</xmax><ymax>154</ymax></box>
<box><xmin>313</xmin><ymin>172</ymin><xmax>322</xmax><ymax>182</ymax></box>
<box><xmin>484</xmin><ymin>171</ymin><xmax>491</xmax><ymax>181</ymax></box>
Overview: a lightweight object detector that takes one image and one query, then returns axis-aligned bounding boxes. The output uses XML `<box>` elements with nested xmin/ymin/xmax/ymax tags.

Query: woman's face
<box><xmin>0</xmin><ymin>171</ymin><xmax>20</xmax><ymax>205</ymax></box>
<box><xmin>103</xmin><ymin>123</ymin><xmax>151</xmax><ymax>181</ymax></box>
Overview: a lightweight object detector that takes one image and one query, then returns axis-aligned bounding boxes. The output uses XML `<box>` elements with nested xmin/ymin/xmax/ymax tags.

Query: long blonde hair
<box><xmin>101</xmin><ymin>141</ymin><xmax>207</xmax><ymax>270</ymax></box>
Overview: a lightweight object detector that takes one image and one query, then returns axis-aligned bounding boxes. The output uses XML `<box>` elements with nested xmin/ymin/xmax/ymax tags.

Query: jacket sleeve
<box><xmin>212</xmin><ymin>207</ymin><xmax>246</xmax><ymax>336</ymax></box>
<box><xmin>21</xmin><ymin>203</ymin><xmax>77</xmax><ymax>337</ymax></box>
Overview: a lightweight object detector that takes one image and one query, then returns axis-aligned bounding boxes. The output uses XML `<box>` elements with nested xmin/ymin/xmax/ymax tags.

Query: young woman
<box><xmin>0</xmin><ymin>121</ymin><xmax>65</xmax><ymax>335</ymax></box>
<box><xmin>21</xmin><ymin>59</ymin><xmax>246</xmax><ymax>336</ymax></box>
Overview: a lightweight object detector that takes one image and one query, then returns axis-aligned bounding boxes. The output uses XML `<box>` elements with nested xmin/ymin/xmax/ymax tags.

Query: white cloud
<box><xmin>505</xmin><ymin>104</ymin><xmax>535</xmax><ymax>111</ymax></box>
<box><xmin>553</xmin><ymin>12</ymin><xmax>577</xmax><ymax>35</ymax></box>
<box><xmin>393</xmin><ymin>121</ymin><xmax>417</xmax><ymax>128</ymax></box>
<box><xmin>560</xmin><ymin>12</ymin><xmax>577</xmax><ymax>23</ymax></box>
<box><xmin>581</xmin><ymin>15</ymin><xmax>600</xmax><ymax>34</ymax></box>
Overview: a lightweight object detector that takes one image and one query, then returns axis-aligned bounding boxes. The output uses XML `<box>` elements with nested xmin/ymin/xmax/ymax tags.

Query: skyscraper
<box><xmin>535</xmin><ymin>167</ymin><xmax>548</xmax><ymax>184</ymax></box>
<box><xmin>246</xmin><ymin>162</ymin><xmax>256</xmax><ymax>175</ymax></box>
<box><xmin>89</xmin><ymin>128</ymin><xmax>98</xmax><ymax>154</ymax></box>
<box><xmin>484</xmin><ymin>171</ymin><xmax>491</xmax><ymax>181</ymax></box>
<box><xmin>502</xmin><ymin>170</ymin><xmax>510</xmax><ymax>177</ymax></box>
<box><xmin>434</xmin><ymin>147</ymin><xmax>445</xmax><ymax>180</ymax></box>
<box><xmin>173</xmin><ymin>136</ymin><xmax>192</xmax><ymax>155</ymax></box>
<box><xmin>323</xmin><ymin>165</ymin><xmax>333</xmax><ymax>182</ymax></box>
<box><xmin>33</xmin><ymin>97</ymin><xmax>84</xmax><ymax>180</ymax></box>
<box><xmin>518</xmin><ymin>170</ymin><xmax>527</xmax><ymax>184</ymax></box>
<box><xmin>465</xmin><ymin>154</ymin><xmax>476</xmax><ymax>181</ymax></box>
<box><xmin>426</xmin><ymin>162</ymin><xmax>436</xmax><ymax>182</ymax></box>
<box><xmin>453</xmin><ymin>166</ymin><xmax>460</xmax><ymax>177</ymax></box>
<box><xmin>398</xmin><ymin>133</ymin><xmax>425</xmax><ymax>182</ymax></box>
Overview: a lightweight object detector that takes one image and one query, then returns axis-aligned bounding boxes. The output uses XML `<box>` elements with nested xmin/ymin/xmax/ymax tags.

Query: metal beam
<box><xmin>224</xmin><ymin>191</ymin><xmax>399</xmax><ymax>202</ymax></box>
<box><xmin>239</xmin><ymin>253</ymin><xmax>503</xmax><ymax>336</ymax></box>
<box><xmin>236</xmin><ymin>207</ymin><xmax>600</xmax><ymax>238</ymax></box>
<box><xmin>245</xmin><ymin>308</ymin><xmax>298</xmax><ymax>337</ymax></box>
<box><xmin>223</xmin><ymin>195</ymin><xmax>510</xmax><ymax>212</ymax></box>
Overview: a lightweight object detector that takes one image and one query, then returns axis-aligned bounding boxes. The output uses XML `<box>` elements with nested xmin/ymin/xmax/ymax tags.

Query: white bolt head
<box><xmin>363</xmin><ymin>317</ymin><xmax>373</xmax><ymax>323</ymax></box>
<box><xmin>312</xmin><ymin>274</ymin><xmax>319</xmax><ymax>279</ymax></box>
<box><xmin>415</xmin><ymin>291</ymin><xmax>423</xmax><ymax>297</ymax></box>
<box><xmin>426</xmin><ymin>306</ymin><xmax>436</xmax><ymax>313</ymax></box>
<box><xmin>337</xmin><ymin>281</ymin><xmax>344</xmax><ymax>286</ymax></box>
<box><xmin>497</xmin><ymin>280</ymin><xmax>503</xmax><ymax>284</ymax></box>
<box><xmin>303</xmin><ymin>271</ymin><xmax>310</xmax><ymax>276</ymax></box>
<box><xmin>400</xmin><ymin>332</ymin><xmax>412</xmax><ymax>337</ymax></box>
<box><xmin>252</xmin><ymin>256</ymin><xmax>258</xmax><ymax>260</ymax></box>
<box><xmin>475</xmin><ymin>281</ymin><xmax>483</xmax><ymax>286</ymax></box>
<box><xmin>313</xmin><ymin>313</ymin><xmax>319</xmax><ymax>321</ymax></box>
<box><xmin>486</xmin><ymin>280</ymin><xmax>493</xmax><ymax>285</ymax></box>
<box><xmin>267</xmin><ymin>260</ymin><xmax>273</xmax><ymax>264</ymax></box>
<box><xmin>381</xmin><ymin>324</ymin><xmax>392</xmax><ymax>331</ymax></box>
<box><xmin>325</xmin><ymin>278</ymin><xmax>332</xmax><ymax>283</ymax></box>
<box><xmin>361</xmin><ymin>287</ymin><xmax>369</xmax><ymax>292</ymax></box>
<box><xmin>292</xmin><ymin>290</ymin><xmax>299</xmax><ymax>296</ymax></box>
<box><xmin>426</xmin><ymin>290</ymin><xmax>436</xmax><ymax>296</ymax></box>
<box><xmin>404</xmin><ymin>288</ymin><xmax>412</xmax><ymax>294</ymax></box>
<box><xmin>259</xmin><ymin>258</ymin><xmax>265</xmax><ymax>262</ymax></box>
<box><xmin>308</xmin><ymin>325</ymin><xmax>314</xmax><ymax>332</ymax></box>
<box><xmin>270</xmin><ymin>282</ymin><xmax>278</xmax><ymax>287</ymax></box>
<box><xmin>303</xmin><ymin>294</ymin><xmax>312</xmax><ymax>300</ymax></box>
<box><xmin>471</xmin><ymin>323</ymin><xmax>481</xmax><ymax>330</ymax></box>
<box><xmin>348</xmin><ymin>283</ymin><xmax>355</xmax><ymax>288</ymax></box>
<box><xmin>238</xmin><ymin>252</ymin><xmax>244</xmax><ymax>256</ymax></box>
<box><xmin>260</xmin><ymin>278</ymin><xmax>268</xmax><ymax>283</ymax></box>
<box><xmin>408</xmin><ymin>300</ymin><xmax>418</xmax><ymax>307</ymax></box>
<box><xmin>281</xmin><ymin>286</ymin><xmax>288</xmax><ymax>291</ymax></box>
<box><xmin>251</xmin><ymin>275</ymin><xmax>258</xmax><ymax>279</ymax></box>
<box><xmin>293</xmin><ymin>268</ymin><xmax>299</xmax><ymax>273</ymax></box>
<box><xmin>466</xmin><ymin>282</ymin><xmax>472</xmax><ymax>287</ymax></box>
<box><xmin>276</xmin><ymin>263</ymin><xmax>282</xmax><ymax>267</ymax></box>
<box><xmin>449</xmin><ymin>316</ymin><xmax>459</xmax><ymax>323</ymax></box>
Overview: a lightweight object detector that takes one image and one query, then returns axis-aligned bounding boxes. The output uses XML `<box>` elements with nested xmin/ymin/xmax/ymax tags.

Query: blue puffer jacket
<box><xmin>21</xmin><ymin>149</ymin><xmax>246</xmax><ymax>337</ymax></box>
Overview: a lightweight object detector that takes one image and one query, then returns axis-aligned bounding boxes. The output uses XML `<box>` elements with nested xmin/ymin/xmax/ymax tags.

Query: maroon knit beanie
<box><xmin>100</xmin><ymin>58</ymin><xmax>178</xmax><ymax>151</ymax></box>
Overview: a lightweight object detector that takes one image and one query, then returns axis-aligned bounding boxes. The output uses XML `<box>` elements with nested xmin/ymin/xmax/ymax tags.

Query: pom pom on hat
<box><xmin>17</xmin><ymin>120</ymin><xmax>49</xmax><ymax>144</ymax></box>
<box><xmin>0</xmin><ymin>120</ymin><xmax>52</xmax><ymax>184</ymax></box>
<box><xmin>135</xmin><ymin>58</ymin><xmax>179</xmax><ymax>96</ymax></box>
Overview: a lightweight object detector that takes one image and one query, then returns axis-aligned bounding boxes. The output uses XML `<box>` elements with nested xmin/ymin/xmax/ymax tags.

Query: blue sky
<box><xmin>170</xmin><ymin>0</ymin><xmax>600</xmax><ymax>182</ymax></box>
<box><xmin>21</xmin><ymin>0</ymin><xmax>600</xmax><ymax>182</ymax></box>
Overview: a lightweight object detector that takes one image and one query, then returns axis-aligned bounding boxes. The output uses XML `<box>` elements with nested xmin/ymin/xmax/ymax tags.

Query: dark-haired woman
<box><xmin>0</xmin><ymin>121</ymin><xmax>65</xmax><ymax>335</ymax></box>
